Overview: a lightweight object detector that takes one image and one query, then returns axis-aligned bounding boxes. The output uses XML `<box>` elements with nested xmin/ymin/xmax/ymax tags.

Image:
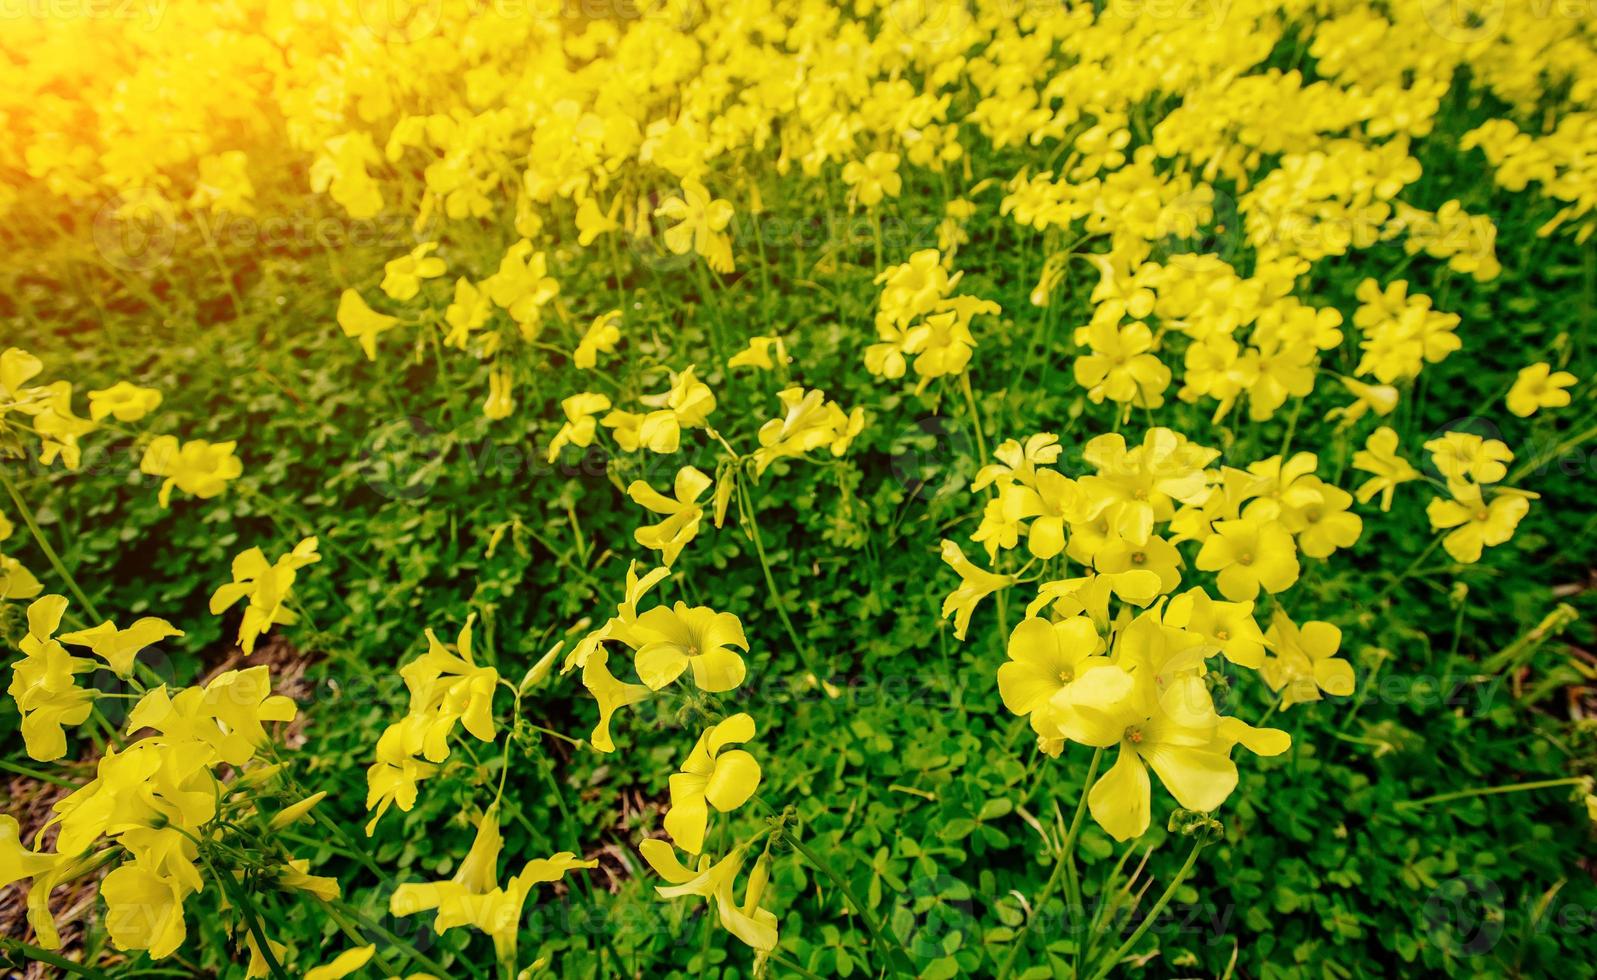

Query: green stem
<box><xmin>0</xmin><ymin>937</ymin><xmax>115</xmax><ymax>979</ymax></box>
<box><xmin>1086</xmin><ymin>840</ymin><xmax>1206</xmax><ymax>980</ymax></box>
<box><xmin>324</xmin><ymin>897</ymin><xmax>460</xmax><ymax>979</ymax></box>
<box><xmin>957</xmin><ymin>370</ymin><xmax>990</xmax><ymax>466</ymax></box>
<box><xmin>2</xmin><ymin>468</ymin><xmax>103</xmax><ymax>621</ymax></box>
<box><xmin>1371</xmin><ymin>535</ymin><xmax>1444</xmax><ymax>605</ymax></box>
<box><xmin>785</xmin><ymin>834</ymin><xmax>915</xmax><ymax>974</ymax></box>
<box><xmin>737</xmin><ymin>479</ymin><xmax>827</xmax><ymax>683</ymax></box>
<box><xmin>1393</xmin><ymin>776</ymin><xmax>1588</xmax><ymax>811</ymax></box>
<box><xmin>1506</xmin><ymin>418</ymin><xmax>1597</xmax><ymax>484</ymax></box>
<box><xmin>996</xmin><ymin>746</ymin><xmax>1103</xmax><ymax>980</ymax></box>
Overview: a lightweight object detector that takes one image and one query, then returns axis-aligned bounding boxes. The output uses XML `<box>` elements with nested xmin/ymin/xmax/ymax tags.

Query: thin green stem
<box><xmin>1393</xmin><ymin>777</ymin><xmax>1588</xmax><ymax>811</ymax></box>
<box><xmin>2</xmin><ymin>468</ymin><xmax>103</xmax><ymax>621</ymax></box>
<box><xmin>0</xmin><ymin>937</ymin><xmax>115</xmax><ymax>979</ymax></box>
<box><xmin>957</xmin><ymin>370</ymin><xmax>990</xmax><ymax>466</ymax></box>
<box><xmin>1371</xmin><ymin>535</ymin><xmax>1444</xmax><ymax>606</ymax></box>
<box><xmin>996</xmin><ymin>745</ymin><xmax>1103</xmax><ymax>980</ymax></box>
<box><xmin>1086</xmin><ymin>840</ymin><xmax>1206</xmax><ymax>980</ymax></box>
<box><xmin>737</xmin><ymin>479</ymin><xmax>827</xmax><ymax>683</ymax></box>
<box><xmin>785</xmin><ymin>834</ymin><xmax>915</xmax><ymax>974</ymax></box>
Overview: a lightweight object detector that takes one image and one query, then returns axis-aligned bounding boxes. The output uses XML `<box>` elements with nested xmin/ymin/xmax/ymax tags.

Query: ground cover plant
<box><xmin>3</xmin><ymin>0</ymin><xmax>1597</xmax><ymax>977</ymax></box>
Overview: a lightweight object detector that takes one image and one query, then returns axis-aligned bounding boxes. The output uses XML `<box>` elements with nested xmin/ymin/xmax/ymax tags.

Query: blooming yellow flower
<box><xmin>8</xmin><ymin>595</ymin><xmax>95</xmax><ymax>762</ymax></box>
<box><xmin>140</xmin><ymin>435</ymin><xmax>243</xmax><ymax>507</ymax></box>
<box><xmin>575</xmin><ymin>310</ymin><xmax>622</xmax><ymax>369</ymax></box>
<box><xmin>547</xmin><ymin>392</ymin><xmax>612</xmax><ymax>462</ymax></box>
<box><xmin>1351</xmin><ymin>427</ymin><xmax>1421</xmax><ymax>511</ymax></box>
<box><xmin>1506</xmin><ymin>361</ymin><xmax>1577</xmax><ymax>417</ymax></box>
<box><xmin>628</xmin><ymin>466</ymin><xmax>713</xmax><ymax>566</ymax></box>
<box><xmin>842</xmin><ymin>151</ymin><xmax>902</xmax><ymax>207</ymax></box>
<box><xmin>939</xmin><ymin>539</ymin><xmax>1013</xmax><ymax>640</ymax></box>
<box><xmin>664</xmin><ymin>713</ymin><xmax>763</xmax><ymax>854</ymax></box>
<box><xmin>1195</xmin><ymin>516</ymin><xmax>1300</xmax><ymax>601</ymax></box>
<box><xmin>657</xmin><ymin>177</ymin><xmax>735</xmax><ymax>272</ymax></box>
<box><xmin>87</xmin><ymin>381</ymin><xmax>162</xmax><ymax>422</ymax></box>
<box><xmin>727</xmin><ymin>335</ymin><xmax>788</xmax><ymax>371</ymax></box>
<box><xmin>395</xmin><ymin>616</ymin><xmax>500</xmax><ymax>762</ymax></box>
<box><xmin>380</xmin><ymin>242</ymin><xmax>446</xmax><ymax>301</ymax></box>
<box><xmin>640</xmin><ymin>841</ymin><xmax>777</xmax><ymax>953</ymax></box>
<box><xmin>1424</xmin><ymin>431</ymin><xmax>1513</xmax><ymax>485</ymax></box>
<box><xmin>59</xmin><ymin>615</ymin><xmax>183</xmax><ymax>677</ymax></box>
<box><xmin>209</xmin><ymin>537</ymin><xmax>320</xmax><ymax>654</ymax></box>
<box><xmin>336</xmin><ymin>289</ymin><xmax>399</xmax><ymax>361</ymax></box>
<box><xmin>630</xmin><ymin>601</ymin><xmax>749</xmax><ymax>692</ymax></box>
<box><xmin>1261</xmin><ymin>610</ymin><xmax>1354</xmax><ymax>708</ymax></box>
<box><xmin>1427</xmin><ymin>480</ymin><xmax>1536</xmax><ymax>563</ymax></box>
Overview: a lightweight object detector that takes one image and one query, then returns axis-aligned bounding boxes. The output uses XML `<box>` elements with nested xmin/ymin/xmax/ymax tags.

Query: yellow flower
<box><xmin>1506</xmin><ymin>362</ymin><xmax>1577</xmax><ymax>417</ymax></box>
<box><xmin>580</xmin><ymin>645</ymin><xmax>651</xmax><ymax>753</ymax></box>
<box><xmin>19</xmin><ymin>381</ymin><xmax>95</xmax><ymax>469</ymax></box>
<box><xmin>209</xmin><ymin>538</ymin><xmax>320</xmax><ymax>654</ymax></box>
<box><xmin>381</xmin><ymin>242</ymin><xmax>446</xmax><ymax>301</ymax></box>
<box><xmin>396</xmin><ymin>616</ymin><xmax>500</xmax><ymax>762</ymax></box>
<box><xmin>575</xmin><ymin>195</ymin><xmax>622</xmax><ymax>246</ymax></box>
<box><xmin>664</xmin><ymin>713</ymin><xmax>763</xmax><ymax>854</ymax></box>
<box><xmin>640</xmin><ymin>841</ymin><xmax>778</xmax><ymax>952</ymax></box>
<box><xmin>1073</xmin><ymin>319</ymin><xmax>1171</xmax><ymax>408</ymax></box>
<box><xmin>484</xmin><ymin>240</ymin><xmax>560</xmax><ymax>330</ymax></box>
<box><xmin>575</xmin><ymin>310</ymin><xmax>622</xmax><ymax>369</ymax></box>
<box><xmin>630</xmin><ymin>601</ymin><xmax>749</xmax><ymax>692</ymax></box>
<box><xmin>126</xmin><ymin>666</ymin><xmax>297</xmax><ymax>767</ymax></box>
<box><xmin>547</xmin><ymin>392</ymin><xmax>612</xmax><ymax>462</ymax></box>
<box><xmin>392</xmin><ymin>807</ymin><xmax>595</xmax><ymax>965</ymax></box>
<box><xmin>139</xmin><ymin>435</ymin><xmax>243</xmax><ymax>507</ymax></box>
<box><xmin>87</xmin><ymin>381</ymin><xmax>162</xmax><ymax>422</ymax></box>
<box><xmin>842</xmin><ymin>151</ymin><xmax>902</xmax><ymax>207</ymax></box>
<box><xmin>1163</xmin><ymin>588</ymin><xmax>1267</xmax><ymax>668</ymax></box>
<box><xmin>1261</xmin><ymin>610</ymin><xmax>1354</xmax><ymax>708</ymax></box>
<box><xmin>751</xmin><ymin>387</ymin><xmax>864</xmax><ymax>475</ymax></box>
<box><xmin>1049</xmin><ymin>665</ymin><xmax>1239</xmax><ymax>842</ymax></box>
<box><xmin>443</xmin><ymin>277</ymin><xmax>492</xmax><ymax>349</ymax></box>
<box><xmin>1427</xmin><ymin>480</ymin><xmax>1536</xmax><ymax>563</ymax></box>
<box><xmin>483</xmin><ymin>367</ymin><xmax>514</xmax><ymax>420</ymax></box>
<box><xmin>101</xmin><ymin>861</ymin><xmax>191</xmax><ymax>958</ymax></box>
<box><xmin>1424</xmin><ymin>432</ymin><xmax>1512</xmax><ymax>485</ymax></box>
<box><xmin>1326</xmin><ymin>375</ymin><xmax>1399</xmax><ymax>426</ymax></box>
<box><xmin>939</xmin><ymin>539</ymin><xmax>1013</xmax><ymax>640</ymax></box>
<box><xmin>628</xmin><ymin>466</ymin><xmax>713</xmax><ymax>567</ymax></box>
<box><xmin>305</xmin><ymin>946</ymin><xmax>376</xmax><ymax>980</ymax></box>
<box><xmin>8</xmin><ymin>595</ymin><xmax>95</xmax><ymax>762</ymax></box>
<box><xmin>1195</xmin><ymin>516</ymin><xmax>1300</xmax><ymax>601</ymax></box>
<box><xmin>336</xmin><ymin>289</ymin><xmax>399</xmax><ymax>361</ymax></box>
<box><xmin>0</xmin><ymin>513</ymin><xmax>42</xmax><ymax>600</ymax></box>
<box><xmin>657</xmin><ymin>177</ymin><xmax>735</xmax><ymax>272</ymax></box>
<box><xmin>727</xmin><ymin>335</ymin><xmax>788</xmax><ymax>371</ymax></box>
<box><xmin>59</xmin><ymin>615</ymin><xmax>184</xmax><ymax>677</ymax></box>
<box><xmin>1351</xmin><ymin>427</ymin><xmax>1420</xmax><ymax>511</ymax></box>
<box><xmin>364</xmin><ymin>722</ymin><xmax>438</xmax><ymax>835</ymax></box>
<box><xmin>997</xmin><ymin>616</ymin><xmax>1106</xmax><ymax>738</ymax></box>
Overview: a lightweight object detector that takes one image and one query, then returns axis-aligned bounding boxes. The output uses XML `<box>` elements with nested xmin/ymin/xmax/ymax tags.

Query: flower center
<box><xmin>1238</xmin><ymin>553</ymin><xmax>1254</xmax><ymax>565</ymax></box>
<box><xmin>1124</xmin><ymin>726</ymin><xmax>1144</xmax><ymax>744</ymax></box>
<box><xmin>1130</xmin><ymin>551</ymin><xmax>1146</xmax><ymax>566</ymax></box>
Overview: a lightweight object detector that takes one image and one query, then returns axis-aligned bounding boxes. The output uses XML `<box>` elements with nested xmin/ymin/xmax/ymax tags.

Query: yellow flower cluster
<box><xmin>950</xmin><ymin>427</ymin><xmax>1366</xmax><ymax>838</ymax></box>
<box><xmin>5</xmin><ymin>594</ymin><xmax>314</xmax><ymax>966</ymax></box>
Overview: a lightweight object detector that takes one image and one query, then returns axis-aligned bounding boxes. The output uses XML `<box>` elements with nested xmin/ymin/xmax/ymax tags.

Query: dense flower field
<box><xmin>3</xmin><ymin>0</ymin><xmax>1597</xmax><ymax>977</ymax></box>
